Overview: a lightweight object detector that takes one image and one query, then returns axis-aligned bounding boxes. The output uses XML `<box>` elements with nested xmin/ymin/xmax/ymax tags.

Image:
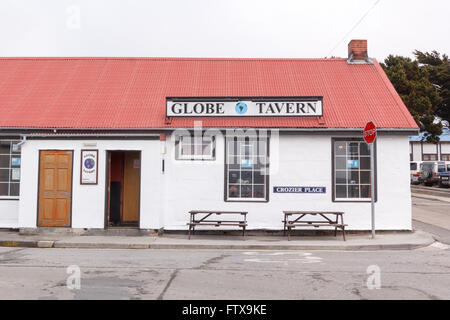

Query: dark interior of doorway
<box><xmin>106</xmin><ymin>151</ymin><xmax>141</xmax><ymax>228</ymax></box>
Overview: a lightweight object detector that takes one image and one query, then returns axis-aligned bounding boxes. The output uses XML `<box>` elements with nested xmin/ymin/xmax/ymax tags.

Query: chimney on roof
<box><xmin>347</xmin><ymin>39</ymin><xmax>372</xmax><ymax>64</ymax></box>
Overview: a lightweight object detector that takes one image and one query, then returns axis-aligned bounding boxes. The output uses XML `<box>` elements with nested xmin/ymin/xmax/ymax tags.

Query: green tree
<box><xmin>414</xmin><ymin>50</ymin><xmax>450</xmax><ymax>124</ymax></box>
<box><xmin>381</xmin><ymin>55</ymin><xmax>443</xmax><ymax>142</ymax></box>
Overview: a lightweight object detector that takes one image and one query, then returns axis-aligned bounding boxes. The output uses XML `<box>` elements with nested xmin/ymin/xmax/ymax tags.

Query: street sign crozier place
<box><xmin>166</xmin><ymin>97</ymin><xmax>323</xmax><ymax>117</ymax></box>
<box><xmin>363</xmin><ymin>121</ymin><xmax>377</xmax><ymax>144</ymax></box>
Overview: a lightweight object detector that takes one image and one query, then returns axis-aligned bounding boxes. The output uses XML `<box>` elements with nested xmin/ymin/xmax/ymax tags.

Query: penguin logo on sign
<box><xmin>235</xmin><ymin>102</ymin><xmax>248</xmax><ymax>115</ymax></box>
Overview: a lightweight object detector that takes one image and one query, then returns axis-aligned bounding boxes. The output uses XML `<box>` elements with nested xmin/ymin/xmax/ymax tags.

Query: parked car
<box><xmin>419</xmin><ymin>161</ymin><xmax>446</xmax><ymax>186</ymax></box>
<box><xmin>438</xmin><ymin>162</ymin><xmax>450</xmax><ymax>188</ymax></box>
<box><xmin>410</xmin><ymin>161</ymin><xmax>422</xmax><ymax>184</ymax></box>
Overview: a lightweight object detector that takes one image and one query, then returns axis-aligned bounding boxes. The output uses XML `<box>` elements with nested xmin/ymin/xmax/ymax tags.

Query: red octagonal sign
<box><xmin>364</xmin><ymin>121</ymin><xmax>377</xmax><ymax>144</ymax></box>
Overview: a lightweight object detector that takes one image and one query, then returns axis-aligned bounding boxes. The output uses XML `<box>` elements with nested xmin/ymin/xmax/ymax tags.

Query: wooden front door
<box><xmin>38</xmin><ymin>150</ymin><xmax>73</xmax><ymax>227</ymax></box>
<box><xmin>122</xmin><ymin>151</ymin><xmax>140</xmax><ymax>223</ymax></box>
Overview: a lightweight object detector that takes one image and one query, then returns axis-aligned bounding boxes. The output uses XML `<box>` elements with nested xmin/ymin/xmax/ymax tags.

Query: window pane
<box><xmin>336</xmin><ymin>171</ymin><xmax>346</xmax><ymax>184</ymax></box>
<box><xmin>229</xmin><ymin>171</ymin><xmax>240</xmax><ymax>184</ymax></box>
<box><xmin>11</xmin><ymin>142</ymin><xmax>21</xmax><ymax>154</ymax></box>
<box><xmin>0</xmin><ymin>183</ymin><xmax>8</xmax><ymax>196</ymax></box>
<box><xmin>253</xmin><ymin>185</ymin><xmax>265</xmax><ymax>198</ymax></box>
<box><xmin>336</xmin><ymin>157</ymin><xmax>346</xmax><ymax>169</ymax></box>
<box><xmin>0</xmin><ymin>155</ymin><xmax>10</xmax><ymax>168</ymax></box>
<box><xmin>360</xmin><ymin>171</ymin><xmax>371</xmax><ymax>184</ymax></box>
<box><xmin>11</xmin><ymin>157</ymin><xmax>21</xmax><ymax>167</ymax></box>
<box><xmin>229</xmin><ymin>185</ymin><xmax>239</xmax><ymax>198</ymax></box>
<box><xmin>361</xmin><ymin>185</ymin><xmax>371</xmax><ymax>198</ymax></box>
<box><xmin>240</xmin><ymin>185</ymin><xmax>252</xmax><ymax>198</ymax></box>
<box><xmin>348</xmin><ymin>170</ymin><xmax>359</xmax><ymax>184</ymax></box>
<box><xmin>360</xmin><ymin>143</ymin><xmax>370</xmax><ymax>155</ymax></box>
<box><xmin>202</xmin><ymin>141</ymin><xmax>211</xmax><ymax>155</ymax></box>
<box><xmin>0</xmin><ymin>141</ymin><xmax>10</xmax><ymax>154</ymax></box>
<box><xmin>241</xmin><ymin>171</ymin><xmax>252</xmax><ymax>185</ymax></box>
<box><xmin>228</xmin><ymin>140</ymin><xmax>238</xmax><ymax>155</ymax></box>
<box><xmin>348</xmin><ymin>143</ymin><xmax>359</xmax><ymax>155</ymax></box>
<box><xmin>336</xmin><ymin>185</ymin><xmax>347</xmax><ymax>198</ymax></box>
<box><xmin>360</xmin><ymin>157</ymin><xmax>371</xmax><ymax>170</ymax></box>
<box><xmin>0</xmin><ymin>169</ymin><xmax>9</xmax><ymax>182</ymax></box>
<box><xmin>257</xmin><ymin>141</ymin><xmax>267</xmax><ymax>157</ymax></box>
<box><xmin>10</xmin><ymin>183</ymin><xmax>19</xmax><ymax>196</ymax></box>
<box><xmin>226</xmin><ymin>136</ymin><xmax>268</xmax><ymax>201</ymax></box>
<box><xmin>181</xmin><ymin>144</ymin><xmax>193</xmax><ymax>156</ymax></box>
<box><xmin>254</xmin><ymin>170</ymin><xmax>265</xmax><ymax>184</ymax></box>
<box><xmin>335</xmin><ymin>142</ymin><xmax>346</xmax><ymax>155</ymax></box>
<box><xmin>348</xmin><ymin>185</ymin><xmax>360</xmax><ymax>198</ymax></box>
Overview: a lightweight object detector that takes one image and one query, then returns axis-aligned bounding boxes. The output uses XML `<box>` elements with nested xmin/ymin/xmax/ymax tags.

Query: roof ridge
<box><xmin>0</xmin><ymin>57</ymin><xmax>348</xmax><ymax>62</ymax></box>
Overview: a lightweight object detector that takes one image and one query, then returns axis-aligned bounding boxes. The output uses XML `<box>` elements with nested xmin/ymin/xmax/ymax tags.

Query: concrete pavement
<box><xmin>0</xmin><ymin>228</ymin><xmax>434</xmax><ymax>251</ymax></box>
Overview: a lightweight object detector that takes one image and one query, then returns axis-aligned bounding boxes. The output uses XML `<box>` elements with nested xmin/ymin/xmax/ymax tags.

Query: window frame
<box><xmin>0</xmin><ymin>139</ymin><xmax>21</xmax><ymax>200</ymax></box>
<box><xmin>224</xmin><ymin>135</ymin><xmax>270</xmax><ymax>203</ymax></box>
<box><xmin>175</xmin><ymin>134</ymin><xmax>216</xmax><ymax>161</ymax></box>
<box><xmin>331</xmin><ymin>138</ymin><xmax>377</xmax><ymax>203</ymax></box>
<box><xmin>423</xmin><ymin>153</ymin><xmax>438</xmax><ymax>161</ymax></box>
<box><xmin>441</xmin><ymin>154</ymin><xmax>450</xmax><ymax>161</ymax></box>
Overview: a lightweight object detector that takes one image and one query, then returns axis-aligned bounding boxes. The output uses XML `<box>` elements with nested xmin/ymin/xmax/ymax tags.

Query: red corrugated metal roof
<box><xmin>0</xmin><ymin>57</ymin><xmax>418</xmax><ymax>129</ymax></box>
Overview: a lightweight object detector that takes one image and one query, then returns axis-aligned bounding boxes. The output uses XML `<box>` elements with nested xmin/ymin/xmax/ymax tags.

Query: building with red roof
<box><xmin>0</xmin><ymin>40</ymin><xmax>418</xmax><ymax>233</ymax></box>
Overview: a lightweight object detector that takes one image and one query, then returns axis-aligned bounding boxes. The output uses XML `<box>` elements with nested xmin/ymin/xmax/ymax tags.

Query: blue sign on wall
<box><xmin>273</xmin><ymin>186</ymin><xmax>326</xmax><ymax>194</ymax></box>
<box><xmin>347</xmin><ymin>160</ymin><xmax>359</xmax><ymax>169</ymax></box>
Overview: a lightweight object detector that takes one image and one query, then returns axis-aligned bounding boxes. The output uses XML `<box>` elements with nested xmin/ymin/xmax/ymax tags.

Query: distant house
<box><xmin>409</xmin><ymin>127</ymin><xmax>450</xmax><ymax>161</ymax></box>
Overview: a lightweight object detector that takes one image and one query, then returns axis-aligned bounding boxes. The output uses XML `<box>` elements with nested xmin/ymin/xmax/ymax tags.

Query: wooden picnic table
<box><xmin>188</xmin><ymin>210</ymin><xmax>248</xmax><ymax>239</ymax></box>
<box><xmin>283</xmin><ymin>211</ymin><xmax>347</xmax><ymax>241</ymax></box>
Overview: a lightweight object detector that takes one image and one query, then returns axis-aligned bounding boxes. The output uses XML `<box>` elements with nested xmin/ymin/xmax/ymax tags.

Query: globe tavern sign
<box><xmin>166</xmin><ymin>97</ymin><xmax>323</xmax><ymax>117</ymax></box>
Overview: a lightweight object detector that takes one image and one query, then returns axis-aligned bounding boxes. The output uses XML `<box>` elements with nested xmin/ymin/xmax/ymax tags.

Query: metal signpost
<box><xmin>364</xmin><ymin>121</ymin><xmax>377</xmax><ymax>239</ymax></box>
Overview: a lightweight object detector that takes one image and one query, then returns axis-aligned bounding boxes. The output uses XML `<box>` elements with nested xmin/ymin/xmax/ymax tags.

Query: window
<box><xmin>410</xmin><ymin>162</ymin><xmax>417</xmax><ymax>171</ymax></box>
<box><xmin>0</xmin><ymin>140</ymin><xmax>21</xmax><ymax>197</ymax></box>
<box><xmin>175</xmin><ymin>135</ymin><xmax>215</xmax><ymax>160</ymax></box>
<box><xmin>333</xmin><ymin>139</ymin><xmax>374</xmax><ymax>201</ymax></box>
<box><xmin>423</xmin><ymin>154</ymin><xmax>438</xmax><ymax>161</ymax></box>
<box><xmin>441</xmin><ymin>154</ymin><xmax>450</xmax><ymax>161</ymax></box>
<box><xmin>225</xmin><ymin>136</ymin><xmax>269</xmax><ymax>201</ymax></box>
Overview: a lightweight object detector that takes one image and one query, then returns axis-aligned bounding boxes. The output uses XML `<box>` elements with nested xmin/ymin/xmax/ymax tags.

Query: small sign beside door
<box><xmin>81</xmin><ymin>150</ymin><xmax>98</xmax><ymax>185</ymax></box>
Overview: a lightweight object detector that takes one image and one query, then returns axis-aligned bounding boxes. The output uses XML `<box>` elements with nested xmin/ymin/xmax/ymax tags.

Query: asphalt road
<box><xmin>0</xmin><ymin>245</ymin><xmax>449</xmax><ymax>300</ymax></box>
<box><xmin>412</xmin><ymin>192</ymin><xmax>450</xmax><ymax>244</ymax></box>
<box><xmin>0</xmin><ymin>189</ymin><xmax>449</xmax><ymax>300</ymax></box>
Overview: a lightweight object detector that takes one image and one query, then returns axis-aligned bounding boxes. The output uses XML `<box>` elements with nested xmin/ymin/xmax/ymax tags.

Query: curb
<box><xmin>0</xmin><ymin>240</ymin><xmax>37</xmax><ymax>248</ymax></box>
<box><xmin>53</xmin><ymin>242</ymin><xmax>150</xmax><ymax>249</ymax></box>
<box><xmin>0</xmin><ymin>239</ymin><xmax>433</xmax><ymax>251</ymax></box>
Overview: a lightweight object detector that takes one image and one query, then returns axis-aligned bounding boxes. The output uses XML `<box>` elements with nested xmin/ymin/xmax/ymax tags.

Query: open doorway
<box><xmin>105</xmin><ymin>151</ymin><xmax>141</xmax><ymax>228</ymax></box>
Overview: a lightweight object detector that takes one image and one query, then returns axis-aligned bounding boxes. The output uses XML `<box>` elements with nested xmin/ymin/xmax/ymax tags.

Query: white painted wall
<box><xmin>0</xmin><ymin>200</ymin><xmax>19</xmax><ymax>228</ymax></box>
<box><xmin>17</xmin><ymin>139</ymin><xmax>162</xmax><ymax>229</ymax></box>
<box><xmin>162</xmin><ymin>132</ymin><xmax>412</xmax><ymax>231</ymax></box>
<box><xmin>11</xmin><ymin>133</ymin><xmax>412</xmax><ymax>231</ymax></box>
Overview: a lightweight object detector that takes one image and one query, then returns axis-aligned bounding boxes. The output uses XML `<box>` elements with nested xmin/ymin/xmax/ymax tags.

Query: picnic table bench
<box><xmin>188</xmin><ymin>210</ymin><xmax>248</xmax><ymax>239</ymax></box>
<box><xmin>283</xmin><ymin>211</ymin><xmax>347</xmax><ymax>241</ymax></box>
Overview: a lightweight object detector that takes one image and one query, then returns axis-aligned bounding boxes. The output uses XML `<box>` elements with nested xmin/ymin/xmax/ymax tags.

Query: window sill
<box><xmin>225</xmin><ymin>198</ymin><xmax>268</xmax><ymax>203</ymax></box>
<box><xmin>333</xmin><ymin>198</ymin><xmax>377</xmax><ymax>203</ymax></box>
<box><xmin>0</xmin><ymin>197</ymin><xmax>20</xmax><ymax>201</ymax></box>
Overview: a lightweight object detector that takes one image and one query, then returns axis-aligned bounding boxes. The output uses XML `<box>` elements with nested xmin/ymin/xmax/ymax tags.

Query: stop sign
<box><xmin>364</xmin><ymin>121</ymin><xmax>377</xmax><ymax>144</ymax></box>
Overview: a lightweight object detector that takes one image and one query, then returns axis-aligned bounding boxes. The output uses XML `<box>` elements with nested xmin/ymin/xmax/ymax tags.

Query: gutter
<box><xmin>16</xmin><ymin>134</ymin><xmax>27</xmax><ymax>148</ymax></box>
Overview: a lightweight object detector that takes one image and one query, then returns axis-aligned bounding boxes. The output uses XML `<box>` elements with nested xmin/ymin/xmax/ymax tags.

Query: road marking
<box><xmin>429</xmin><ymin>242</ymin><xmax>450</xmax><ymax>250</ymax></box>
<box><xmin>242</xmin><ymin>251</ymin><xmax>323</xmax><ymax>264</ymax></box>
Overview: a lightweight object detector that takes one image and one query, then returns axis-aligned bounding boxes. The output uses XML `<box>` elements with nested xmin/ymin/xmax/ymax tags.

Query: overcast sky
<box><xmin>1</xmin><ymin>0</ymin><xmax>449</xmax><ymax>61</ymax></box>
